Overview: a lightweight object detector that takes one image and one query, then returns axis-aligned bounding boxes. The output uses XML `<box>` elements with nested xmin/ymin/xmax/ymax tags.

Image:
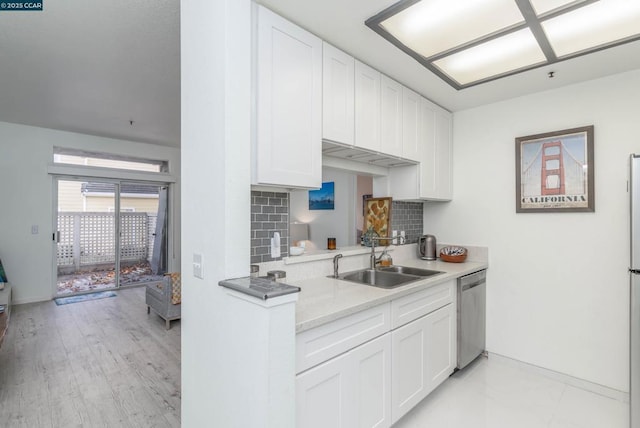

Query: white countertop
<box><xmin>290</xmin><ymin>258</ymin><xmax>488</xmax><ymax>333</ymax></box>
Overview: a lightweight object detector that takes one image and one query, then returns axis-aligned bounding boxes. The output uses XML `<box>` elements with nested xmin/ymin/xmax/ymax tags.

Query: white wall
<box><xmin>424</xmin><ymin>69</ymin><xmax>640</xmax><ymax>392</ymax></box>
<box><xmin>183</xmin><ymin>1</ymin><xmax>298</xmax><ymax>427</ymax></box>
<box><xmin>290</xmin><ymin>168</ymin><xmax>356</xmax><ymax>250</ymax></box>
<box><xmin>0</xmin><ymin>121</ymin><xmax>180</xmax><ymax>304</ymax></box>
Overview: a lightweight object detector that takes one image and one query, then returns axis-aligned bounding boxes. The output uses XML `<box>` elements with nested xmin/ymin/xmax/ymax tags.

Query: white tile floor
<box><xmin>394</xmin><ymin>356</ymin><xmax>629</xmax><ymax>428</ymax></box>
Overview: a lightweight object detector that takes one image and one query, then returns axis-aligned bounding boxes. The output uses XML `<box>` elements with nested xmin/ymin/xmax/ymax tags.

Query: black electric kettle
<box><xmin>418</xmin><ymin>235</ymin><xmax>437</xmax><ymax>260</ymax></box>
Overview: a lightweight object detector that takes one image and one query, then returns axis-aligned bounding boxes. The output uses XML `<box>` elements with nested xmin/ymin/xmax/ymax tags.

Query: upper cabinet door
<box><xmin>419</xmin><ymin>98</ymin><xmax>437</xmax><ymax>199</ymax></box>
<box><xmin>354</xmin><ymin>60</ymin><xmax>381</xmax><ymax>152</ymax></box>
<box><xmin>254</xmin><ymin>5</ymin><xmax>322</xmax><ymax>189</ymax></box>
<box><xmin>402</xmin><ymin>87</ymin><xmax>421</xmax><ymax>161</ymax></box>
<box><xmin>418</xmin><ymin>98</ymin><xmax>452</xmax><ymax>201</ymax></box>
<box><xmin>322</xmin><ymin>43</ymin><xmax>355</xmax><ymax>146</ymax></box>
<box><xmin>434</xmin><ymin>109</ymin><xmax>453</xmax><ymax>200</ymax></box>
<box><xmin>380</xmin><ymin>76</ymin><xmax>403</xmax><ymax>158</ymax></box>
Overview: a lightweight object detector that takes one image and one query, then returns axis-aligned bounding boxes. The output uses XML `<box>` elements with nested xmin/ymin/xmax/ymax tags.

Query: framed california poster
<box><xmin>515</xmin><ymin>126</ymin><xmax>594</xmax><ymax>213</ymax></box>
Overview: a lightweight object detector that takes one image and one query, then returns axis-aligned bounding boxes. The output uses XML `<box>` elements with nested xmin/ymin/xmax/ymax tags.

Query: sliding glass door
<box><xmin>55</xmin><ymin>178</ymin><xmax>169</xmax><ymax>296</ymax></box>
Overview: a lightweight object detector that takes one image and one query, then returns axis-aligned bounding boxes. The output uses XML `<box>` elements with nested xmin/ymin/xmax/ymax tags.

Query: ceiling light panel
<box><xmin>380</xmin><ymin>0</ymin><xmax>525</xmax><ymax>59</ymax></box>
<box><xmin>542</xmin><ymin>0</ymin><xmax>640</xmax><ymax>57</ymax></box>
<box><xmin>433</xmin><ymin>28</ymin><xmax>546</xmax><ymax>85</ymax></box>
<box><xmin>528</xmin><ymin>0</ymin><xmax>578</xmax><ymax>15</ymax></box>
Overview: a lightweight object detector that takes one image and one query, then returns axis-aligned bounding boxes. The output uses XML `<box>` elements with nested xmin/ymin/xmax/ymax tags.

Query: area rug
<box><xmin>54</xmin><ymin>291</ymin><xmax>117</xmax><ymax>306</ymax></box>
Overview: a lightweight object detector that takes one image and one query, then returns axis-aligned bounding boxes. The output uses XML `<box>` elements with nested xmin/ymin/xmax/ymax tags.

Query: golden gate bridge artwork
<box><xmin>517</xmin><ymin>127</ymin><xmax>593</xmax><ymax>212</ymax></box>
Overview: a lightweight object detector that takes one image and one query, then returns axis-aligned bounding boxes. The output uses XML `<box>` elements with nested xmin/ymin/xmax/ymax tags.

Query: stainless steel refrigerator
<box><xmin>630</xmin><ymin>154</ymin><xmax>640</xmax><ymax>427</ymax></box>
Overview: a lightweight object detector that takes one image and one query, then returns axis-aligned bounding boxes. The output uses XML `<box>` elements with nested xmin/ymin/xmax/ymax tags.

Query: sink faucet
<box><xmin>369</xmin><ymin>236</ymin><xmax>389</xmax><ymax>269</ymax></box>
<box><xmin>333</xmin><ymin>253</ymin><xmax>343</xmax><ymax>278</ymax></box>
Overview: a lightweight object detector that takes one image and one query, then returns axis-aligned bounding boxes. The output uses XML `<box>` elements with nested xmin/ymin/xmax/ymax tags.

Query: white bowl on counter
<box><xmin>290</xmin><ymin>246</ymin><xmax>305</xmax><ymax>256</ymax></box>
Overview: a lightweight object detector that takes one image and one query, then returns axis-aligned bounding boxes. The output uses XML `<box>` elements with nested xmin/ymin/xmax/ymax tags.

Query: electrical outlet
<box><xmin>193</xmin><ymin>253</ymin><xmax>203</xmax><ymax>279</ymax></box>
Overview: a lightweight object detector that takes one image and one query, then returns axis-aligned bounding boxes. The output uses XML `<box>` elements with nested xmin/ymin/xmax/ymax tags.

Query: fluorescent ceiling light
<box><xmin>433</xmin><ymin>29</ymin><xmax>546</xmax><ymax>86</ymax></box>
<box><xmin>542</xmin><ymin>0</ymin><xmax>640</xmax><ymax>57</ymax></box>
<box><xmin>380</xmin><ymin>0</ymin><xmax>524</xmax><ymax>59</ymax></box>
<box><xmin>365</xmin><ymin>0</ymin><xmax>640</xmax><ymax>89</ymax></box>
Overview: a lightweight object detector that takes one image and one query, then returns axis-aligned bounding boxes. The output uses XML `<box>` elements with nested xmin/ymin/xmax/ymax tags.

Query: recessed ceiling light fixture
<box><xmin>365</xmin><ymin>0</ymin><xmax>640</xmax><ymax>89</ymax></box>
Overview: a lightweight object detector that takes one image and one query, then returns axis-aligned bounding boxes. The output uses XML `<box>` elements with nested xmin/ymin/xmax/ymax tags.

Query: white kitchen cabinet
<box><xmin>418</xmin><ymin>99</ymin><xmax>453</xmax><ymax>200</ymax></box>
<box><xmin>253</xmin><ymin>5</ymin><xmax>322</xmax><ymax>189</ymax></box>
<box><xmin>322</xmin><ymin>42</ymin><xmax>355</xmax><ymax>146</ymax></box>
<box><xmin>391</xmin><ymin>280</ymin><xmax>454</xmax><ymax>329</ymax></box>
<box><xmin>296</xmin><ymin>280</ymin><xmax>457</xmax><ymax>427</ymax></box>
<box><xmin>296</xmin><ymin>334</ymin><xmax>392</xmax><ymax>428</ymax></box>
<box><xmin>296</xmin><ymin>303</ymin><xmax>391</xmax><ymax>373</ymax></box>
<box><xmin>424</xmin><ymin>301</ymin><xmax>456</xmax><ymax>392</ymax></box>
<box><xmin>354</xmin><ymin>60</ymin><xmax>381</xmax><ymax>152</ymax></box>
<box><xmin>401</xmin><ymin>87</ymin><xmax>421</xmax><ymax>161</ymax></box>
<box><xmin>296</xmin><ymin>344</ymin><xmax>352</xmax><ymax>428</ymax></box>
<box><xmin>380</xmin><ymin>75</ymin><xmax>403</xmax><ymax>157</ymax></box>
<box><xmin>387</xmin><ymin>97</ymin><xmax>453</xmax><ymax>201</ymax></box>
<box><xmin>391</xmin><ymin>303</ymin><xmax>456</xmax><ymax>423</ymax></box>
<box><xmin>433</xmin><ymin>108</ymin><xmax>453</xmax><ymax>200</ymax></box>
<box><xmin>418</xmin><ymin>98</ymin><xmax>437</xmax><ymax>198</ymax></box>
<box><xmin>352</xmin><ymin>334</ymin><xmax>392</xmax><ymax>428</ymax></box>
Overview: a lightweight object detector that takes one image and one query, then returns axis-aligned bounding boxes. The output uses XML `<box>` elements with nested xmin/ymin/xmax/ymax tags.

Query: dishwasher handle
<box><xmin>461</xmin><ymin>280</ymin><xmax>485</xmax><ymax>292</ymax></box>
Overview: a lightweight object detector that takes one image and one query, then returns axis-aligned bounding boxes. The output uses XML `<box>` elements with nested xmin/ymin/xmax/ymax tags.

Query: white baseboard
<box><xmin>488</xmin><ymin>352</ymin><xmax>629</xmax><ymax>403</ymax></box>
<box><xmin>13</xmin><ymin>295</ymin><xmax>52</xmax><ymax>305</ymax></box>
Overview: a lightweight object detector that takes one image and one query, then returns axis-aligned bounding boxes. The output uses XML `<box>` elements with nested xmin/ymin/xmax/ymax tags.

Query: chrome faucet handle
<box><xmin>333</xmin><ymin>253</ymin><xmax>343</xmax><ymax>278</ymax></box>
<box><xmin>369</xmin><ymin>236</ymin><xmax>391</xmax><ymax>269</ymax></box>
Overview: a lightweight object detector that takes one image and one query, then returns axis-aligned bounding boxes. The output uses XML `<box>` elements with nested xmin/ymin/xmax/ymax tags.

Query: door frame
<box><xmin>51</xmin><ymin>174</ymin><xmax>174</xmax><ymax>298</ymax></box>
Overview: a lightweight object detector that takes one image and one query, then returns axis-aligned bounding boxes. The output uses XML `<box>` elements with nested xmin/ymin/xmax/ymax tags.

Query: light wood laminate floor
<box><xmin>0</xmin><ymin>287</ymin><xmax>181</xmax><ymax>427</ymax></box>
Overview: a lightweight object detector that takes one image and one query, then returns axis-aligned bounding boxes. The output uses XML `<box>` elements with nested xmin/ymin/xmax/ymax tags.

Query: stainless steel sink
<box><xmin>333</xmin><ymin>266</ymin><xmax>444</xmax><ymax>289</ymax></box>
<box><xmin>337</xmin><ymin>269</ymin><xmax>419</xmax><ymax>288</ymax></box>
<box><xmin>378</xmin><ymin>266</ymin><xmax>443</xmax><ymax>277</ymax></box>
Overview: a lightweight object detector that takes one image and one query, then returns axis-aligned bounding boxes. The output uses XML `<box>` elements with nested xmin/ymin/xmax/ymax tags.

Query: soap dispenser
<box><xmin>380</xmin><ymin>250</ymin><xmax>392</xmax><ymax>267</ymax></box>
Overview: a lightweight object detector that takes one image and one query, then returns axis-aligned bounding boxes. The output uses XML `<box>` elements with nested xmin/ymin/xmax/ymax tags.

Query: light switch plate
<box><xmin>193</xmin><ymin>253</ymin><xmax>203</xmax><ymax>279</ymax></box>
<box><xmin>31</xmin><ymin>225</ymin><xmax>39</xmax><ymax>234</ymax></box>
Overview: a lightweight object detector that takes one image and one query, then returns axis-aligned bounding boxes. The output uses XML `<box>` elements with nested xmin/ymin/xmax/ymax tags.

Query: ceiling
<box><xmin>0</xmin><ymin>0</ymin><xmax>180</xmax><ymax>147</ymax></box>
<box><xmin>1</xmin><ymin>0</ymin><xmax>640</xmax><ymax>148</ymax></box>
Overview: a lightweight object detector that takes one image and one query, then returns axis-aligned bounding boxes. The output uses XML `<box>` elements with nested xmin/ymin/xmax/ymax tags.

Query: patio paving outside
<box><xmin>57</xmin><ymin>261</ymin><xmax>165</xmax><ymax>295</ymax></box>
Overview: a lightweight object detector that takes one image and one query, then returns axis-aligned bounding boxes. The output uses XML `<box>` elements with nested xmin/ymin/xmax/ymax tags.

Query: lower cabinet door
<box><xmin>391</xmin><ymin>303</ymin><xmax>456</xmax><ymax>423</ymax></box>
<box><xmin>352</xmin><ymin>334</ymin><xmax>392</xmax><ymax>428</ymax></box>
<box><xmin>296</xmin><ymin>334</ymin><xmax>392</xmax><ymax>428</ymax></box>
<box><xmin>296</xmin><ymin>349</ymin><xmax>352</xmax><ymax>428</ymax></box>
<box><xmin>425</xmin><ymin>302</ymin><xmax>456</xmax><ymax>392</ymax></box>
<box><xmin>391</xmin><ymin>313</ymin><xmax>429</xmax><ymax>423</ymax></box>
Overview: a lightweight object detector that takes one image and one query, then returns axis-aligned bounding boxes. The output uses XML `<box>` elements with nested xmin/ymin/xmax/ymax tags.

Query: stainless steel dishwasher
<box><xmin>457</xmin><ymin>269</ymin><xmax>486</xmax><ymax>369</ymax></box>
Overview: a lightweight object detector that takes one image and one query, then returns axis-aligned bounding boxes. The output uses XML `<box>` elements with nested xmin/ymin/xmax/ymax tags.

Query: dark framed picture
<box><xmin>0</xmin><ymin>259</ymin><xmax>6</xmax><ymax>283</ymax></box>
<box><xmin>515</xmin><ymin>125</ymin><xmax>594</xmax><ymax>213</ymax></box>
<box><xmin>362</xmin><ymin>194</ymin><xmax>372</xmax><ymax>216</ymax></box>
<box><xmin>309</xmin><ymin>182</ymin><xmax>335</xmax><ymax>210</ymax></box>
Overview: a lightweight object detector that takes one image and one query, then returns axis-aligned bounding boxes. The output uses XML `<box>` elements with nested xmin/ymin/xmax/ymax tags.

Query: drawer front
<box><xmin>391</xmin><ymin>280</ymin><xmax>454</xmax><ymax>329</ymax></box>
<box><xmin>296</xmin><ymin>303</ymin><xmax>391</xmax><ymax>374</ymax></box>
